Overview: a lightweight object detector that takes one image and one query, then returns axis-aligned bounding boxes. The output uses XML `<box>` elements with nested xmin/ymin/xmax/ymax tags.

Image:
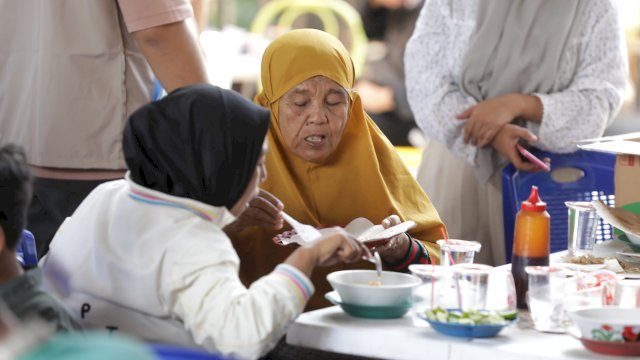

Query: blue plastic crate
<box><xmin>502</xmin><ymin>149</ymin><xmax>616</xmax><ymax>263</ymax></box>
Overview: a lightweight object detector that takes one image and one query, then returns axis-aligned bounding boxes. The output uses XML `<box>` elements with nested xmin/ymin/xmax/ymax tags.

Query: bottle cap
<box><xmin>521</xmin><ymin>186</ymin><xmax>547</xmax><ymax>212</ymax></box>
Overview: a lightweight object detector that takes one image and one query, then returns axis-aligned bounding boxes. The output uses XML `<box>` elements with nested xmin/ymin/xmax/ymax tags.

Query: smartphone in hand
<box><xmin>516</xmin><ymin>144</ymin><xmax>551</xmax><ymax>172</ymax></box>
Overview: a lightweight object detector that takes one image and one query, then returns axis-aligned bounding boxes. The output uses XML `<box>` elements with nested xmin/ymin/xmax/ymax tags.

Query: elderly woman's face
<box><xmin>278</xmin><ymin>76</ymin><xmax>349</xmax><ymax>163</ymax></box>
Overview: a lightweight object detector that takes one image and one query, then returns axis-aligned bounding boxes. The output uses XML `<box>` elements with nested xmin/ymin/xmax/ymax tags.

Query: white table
<box><xmin>286</xmin><ymin>306</ymin><xmax>620</xmax><ymax>360</ymax></box>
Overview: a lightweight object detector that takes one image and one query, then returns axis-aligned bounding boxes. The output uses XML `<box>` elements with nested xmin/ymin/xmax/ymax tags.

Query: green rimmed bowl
<box><xmin>325</xmin><ymin>291</ymin><xmax>412</xmax><ymax>319</ymax></box>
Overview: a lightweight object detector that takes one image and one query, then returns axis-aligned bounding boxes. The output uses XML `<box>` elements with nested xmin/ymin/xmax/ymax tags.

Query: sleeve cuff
<box><xmin>273</xmin><ymin>264</ymin><xmax>315</xmax><ymax>305</ymax></box>
<box><xmin>124</xmin><ymin>5</ymin><xmax>194</xmax><ymax>33</ymax></box>
<box><xmin>384</xmin><ymin>235</ymin><xmax>432</xmax><ymax>272</ymax></box>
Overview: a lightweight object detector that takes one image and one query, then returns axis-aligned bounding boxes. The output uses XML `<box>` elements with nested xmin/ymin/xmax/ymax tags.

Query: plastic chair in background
<box><xmin>502</xmin><ymin>149</ymin><xmax>616</xmax><ymax>263</ymax></box>
<box><xmin>16</xmin><ymin>230</ymin><xmax>38</xmax><ymax>269</ymax></box>
<box><xmin>152</xmin><ymin>78</ymin><xmax>165</xmax><ymax>101</ymax></box>
<box><xmin>250</xmin><ymin>0</ymin><xmax>368</xmax><ymax>78</ymax></box>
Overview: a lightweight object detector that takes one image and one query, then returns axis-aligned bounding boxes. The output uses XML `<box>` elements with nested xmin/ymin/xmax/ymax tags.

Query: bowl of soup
<box><xmin>326</xmin><ymin>270</ymin><xmax>421</xmax><ymax>307</ymax></box>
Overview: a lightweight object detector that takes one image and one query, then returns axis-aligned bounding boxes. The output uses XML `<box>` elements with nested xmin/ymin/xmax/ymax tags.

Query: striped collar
<box><xmin>125</xmin><ymin>173</ymin><xmax>236</xmax><ymax>227</ymax></box>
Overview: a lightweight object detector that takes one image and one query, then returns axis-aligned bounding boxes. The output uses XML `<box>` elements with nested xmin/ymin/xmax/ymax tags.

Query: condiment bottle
<box><xmin>511</xmin><ymin>185</ymin><xmax>550</xmax><ymax>309</ymax></box>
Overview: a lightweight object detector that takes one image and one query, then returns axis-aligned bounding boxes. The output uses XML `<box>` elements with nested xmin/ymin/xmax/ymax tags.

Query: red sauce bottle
<box><xmin>511</xmin><ymin>186</ymin><xmax>550</xmax><ymax>309</ymax></box>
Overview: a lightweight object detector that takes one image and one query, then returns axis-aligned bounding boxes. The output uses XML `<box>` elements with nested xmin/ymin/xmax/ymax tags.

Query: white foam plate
<box><xmin>274</xmin><ymin>217</ymin><xmax>416</xmax><ymax>246</ymax></box>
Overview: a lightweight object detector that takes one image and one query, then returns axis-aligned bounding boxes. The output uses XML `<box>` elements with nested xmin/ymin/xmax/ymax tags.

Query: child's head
<box><xmin>0</xmin><ymin>145</ymin><xmax>32</xmax><ymax>252</ymax></box>
<box><xmin>123</xmin><ymin>84</ymin><xmax>270</xmax><ymax>211</ymax></box>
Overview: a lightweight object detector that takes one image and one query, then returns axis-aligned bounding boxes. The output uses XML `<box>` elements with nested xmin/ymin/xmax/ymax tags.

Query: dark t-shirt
<box><xmin>0</xmin><ymin>268</ymin><xmax>81</xmax><ymax>332</ymax></box>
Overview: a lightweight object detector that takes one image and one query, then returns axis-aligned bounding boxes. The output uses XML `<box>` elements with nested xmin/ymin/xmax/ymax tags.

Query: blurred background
<box><xmin>193</xmin><ymin>0</ymin><xmax>640</xmax><ymax>143</ymax></box>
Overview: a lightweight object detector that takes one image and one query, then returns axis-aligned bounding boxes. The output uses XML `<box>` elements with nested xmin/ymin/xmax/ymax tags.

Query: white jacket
<box><xmin>43</xmin><ymin>175</ymin><xmax>314</xmax><ymax>359</ymax></box>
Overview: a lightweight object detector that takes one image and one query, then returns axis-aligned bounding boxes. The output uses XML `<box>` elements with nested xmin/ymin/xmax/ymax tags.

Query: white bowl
<box><xmin>327</xmin><ymin>270</ymin><xmax>421</xmax><ymax>307</ymax></box>
<box><xmin>568</xmin><ymin>307</ymin><xmax>640</xmax><ymax>342</ymax></box>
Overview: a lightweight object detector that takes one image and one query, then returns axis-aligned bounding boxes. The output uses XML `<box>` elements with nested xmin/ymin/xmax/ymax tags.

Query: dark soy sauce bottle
<box><xmin>511</xmin><ymin>186</ymin><xmax>550</xmax><ymax>309</ymax></box>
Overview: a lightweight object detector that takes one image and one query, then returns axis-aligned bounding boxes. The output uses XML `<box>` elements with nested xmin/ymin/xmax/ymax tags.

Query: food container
<box><xmin>326</xmin><ymin>270</ymin><xmax>420</xmax><ymax>307</ymax></box>
<box><xmin>568</xmin><ymin>308</ymin><xmax>640</xmax><ymax>342</ymax></box>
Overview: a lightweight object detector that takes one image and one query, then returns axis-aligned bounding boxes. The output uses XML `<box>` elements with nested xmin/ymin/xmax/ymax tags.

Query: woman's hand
<box><xmin>457</xmin><ymin>93</ymin><xmax>543</xmax><ymax>148</ymax></box>
<box><xmin>456</xmin><ymin>94</ymin><xmax>520</xmax><ymax>147</ymax></box>
<box><xmin>223</xmin><ymin>189</ymin><xmax>284</xmax><ymax>236</ymax></box>
<box><xmin>375</xmin><ymin>215</ymin><xmax>411</xmax><ymax>264</ymax></box>
<box><xmin>491</xmin><ymin>124</ymin><xmax>550</xmax><ymax>172</ymax></box>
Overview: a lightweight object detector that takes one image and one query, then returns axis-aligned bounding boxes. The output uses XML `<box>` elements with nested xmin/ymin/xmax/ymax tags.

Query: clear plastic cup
<box><xmin>409</xmin><ymin>265</ymin><xmax>455</xmax><ymax>313</ymax></box>
<box><xmin>526</xmin><ymin>267</ymin><xmax>613</xmax><ymax>333</ymax></box>
<box><xmin>437</xmin><ymin>239</ymin><xmax>481</xmax><ymax>266</ymax></box>
<box><xmin>525</xmin><ymin>266</ymin><xmax>568</xmax><ymax>333</ymax></box>
<box><xmin>565</xmin><ymin>201</ymin><xmax>599</xmax><ymax>257</ymax></box>
<box><xmin>452</xmin><ymin>263</ymin><xmax>492</xmax><ymax>311</ymax></box>
<box><xmin>563</xmin><ymin>284</ymin><xmax>605</xmax><ymax>314</ymax></box>
<box><xmin>486</xmin><ymin>268</ymin><xmax>517</xmax><ymax>316</ymax></box>
<box><xmin>614</xmin><ymin>281</ymin><xmax>640</xmax><ymax>308</ymax></box>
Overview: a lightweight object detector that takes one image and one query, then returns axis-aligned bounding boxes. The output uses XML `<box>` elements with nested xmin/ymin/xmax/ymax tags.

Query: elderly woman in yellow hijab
<box><xmin>232</xmin><ymin>29</ymin><xmax>445</xmax><ymax>309</ymax></box>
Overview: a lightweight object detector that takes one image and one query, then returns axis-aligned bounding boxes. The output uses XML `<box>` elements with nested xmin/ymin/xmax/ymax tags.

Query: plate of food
<box><xmin>273</xmin><ymin>217</ymin><xmax>416</xmax><ymax>247</ymax></box>
<box><xmin>616</xmin><ymin>252</ymin><xmax>640</xmax><ymax>275</ymax></box>
<box><xmin>417</xmin><ymin>307</ymin><xmax>516</xmax><ymax>338</ymax></box>
<box><xmin>555</xmin><ymin>259</ymin><xmax>608</xmax><ymax>273</ymax></box>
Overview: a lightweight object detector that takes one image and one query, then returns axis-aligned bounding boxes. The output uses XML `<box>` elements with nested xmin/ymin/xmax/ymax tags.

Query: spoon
<box><xmin>366</xmin><ymin>251</ymin><xmax>382</xmax><ymax>285</ymax></box>
<box><xmin>374</xmin><ymin>251</ymin><xmax>382</xmax><ymax>282</ymax></box>
<box><xmin>281</xmin><ymin>211</ymin><xmax>322</xmax><ymax>244</ymax></box>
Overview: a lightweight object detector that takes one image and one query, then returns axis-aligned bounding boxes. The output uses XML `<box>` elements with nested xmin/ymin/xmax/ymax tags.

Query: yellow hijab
<box><xmin>240</xmin><ymin>29</ymin><xmax>444</xmax><ymax>309</ymax></box>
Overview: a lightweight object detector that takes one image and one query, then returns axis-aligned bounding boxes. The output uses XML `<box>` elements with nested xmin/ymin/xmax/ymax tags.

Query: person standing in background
<box><xmin>192</xmin><ymin>0</ymin><xmax>212</xmax><ymax>33</ymax></box>
<box><xmin>405</xmin><ymin>0</ymin><xmax>627</xmax><ymax>265</ymax></box>
<box><xmin>354</xmin><ymin>0</ymin><xmax>424</xmax><ymax>146</ymax></box>
<box><xmin>0</xmin><ymin>0</ymin><xmax>210</xmax><ymax>257</ymax></box>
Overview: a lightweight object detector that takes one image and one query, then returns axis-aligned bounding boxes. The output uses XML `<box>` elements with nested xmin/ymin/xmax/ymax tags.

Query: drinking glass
<box><xmin>525</xmin><ymin>266</ymin><xmax>567</xmax><ymax>333</ymax></box>
<box><xmin>437</xmin><ymin>239</ymin><xmax>481</xmax><ymax>266</ymax></box>
<box><xmin>614</xmin><ymin>281</ymin><xmax>640</xmax><ymax>308</ymax></box>
<box><xmin>486</xmin><ymin>268</ymin><xmax>517</xmax><ymax>316</ymax></box>
<box><xmin>563</xmin><ymin>282</ymin><xmax>605</xmax><ymax>314</ymax></box>
<box><xmin>565</xmin><ymin>201</ymin><xmax>599</xmax><ymax>257</ymax></box>
<box><xmin>409</xmin><ymin>265</ymin><xmax>456</xmax><ymax>313</ymax></box>
<box><xmin>452</xmin><ymin>263</ymin><xmax>492</xmax><ymax>311</ymax></box>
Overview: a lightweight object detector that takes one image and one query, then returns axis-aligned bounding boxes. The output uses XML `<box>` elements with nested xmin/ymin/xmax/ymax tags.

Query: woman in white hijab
<box><xmin>405</xmin><ymin>0</ymin><xmax>628</xmax><ymax>265</ymax></box>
